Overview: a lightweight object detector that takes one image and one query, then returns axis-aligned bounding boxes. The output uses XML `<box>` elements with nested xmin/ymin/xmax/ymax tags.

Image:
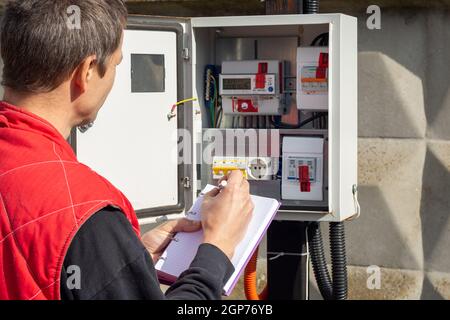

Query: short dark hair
<box><xmin>0</xmin><ymin>0</ymin><xmax>127</xmax><ymax>93</ymax></box>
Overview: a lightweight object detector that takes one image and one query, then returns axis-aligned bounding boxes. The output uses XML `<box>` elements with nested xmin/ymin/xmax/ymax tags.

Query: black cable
<box><xmin>311</xmin><ymin>32</ymin><xmax>329</xmax><ymax>46</ymax></box>
<box><xmin>307</xmin><ymin>222</ymin><xmax>348</xmax><ymax>300</ymax></box>
<box><xmin>308</xmin><ymin>222</ymin><xmax>333</xmax><ymax>300</ymax></box>
<box><xmin>270</xmin><ymin>112</ymin><xmax>327</xmax><ymax>129</ymax></box>
<box><xmin>215</xmin><ymin>107</ymin><xmax>223</xmax><ymax>128</ymax></box>
<box><xmin>304</xmin><ymin>0</ymin><xmax>319</xmax><ymax>14</ymax></box>
<box><xmin>330</xmin><ymin>222</ymin><xmax>348</xmax><ymax>300</ymax></box>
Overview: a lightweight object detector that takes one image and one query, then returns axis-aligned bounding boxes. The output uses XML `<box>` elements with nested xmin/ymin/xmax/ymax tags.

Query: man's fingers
<box><xmin>227</xmin><ymin>170</ymin><xmax>244</xmax><ymax>186</ymax></box>
<box><xmin>176</xmin><ymin>219</ymin><xmax>202</xmax><ymax>233</ymax></box>
<box><xmin>246</xmin><ymin>199</ymin><xmax>255</xmax><ymax>215</ymax></box>
<box><xmin>218</xmin><ymin>172</ymin><xmax>230</xmax><ymax>184</ymax></box>
<box><xmin>205</xmin><ymin>187</ymin><xmax>220</xmax><ymax>198</ymax></box>
<box><xmin>150</xmin><ymin>252</ymin><xmax>161</xmax><ymax>264</ymax></box>
<box><xmin>240</xmin><ymin>178</ymin><xmax>250</xmax><ymax>194</ymax></box>
<box><xmin>164</xmin><ymin>218</ymin><xmax>202</xmax><ymax>233</ymax></box>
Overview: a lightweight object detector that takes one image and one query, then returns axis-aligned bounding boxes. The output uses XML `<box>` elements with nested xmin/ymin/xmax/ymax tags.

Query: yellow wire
<box><xmin>174</xmin><ymin>97</ymin><xmax>198</xmax><ymax>106</ymax></box>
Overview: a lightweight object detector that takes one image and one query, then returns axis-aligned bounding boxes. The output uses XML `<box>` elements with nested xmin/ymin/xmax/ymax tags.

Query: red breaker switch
<box><xmin>299</xmin><ymin>165</ymin><xmax>311</xmax><ymax>192</ymax></box>
<box><xmin>316</xmin><ymin>52</ymin><xmax>329</xmax><ymax>79</ymax></box>
<box><xmin>255</xmin><ymin>62</ymin><xmax>268</xmax><ymax>89</ymax></box>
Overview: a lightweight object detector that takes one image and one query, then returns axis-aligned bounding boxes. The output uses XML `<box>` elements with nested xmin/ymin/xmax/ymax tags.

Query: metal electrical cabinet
<box><xmin>73</xmin><ymin>14</ymin><xmax>358</xmax><ymax>224</ymax></box>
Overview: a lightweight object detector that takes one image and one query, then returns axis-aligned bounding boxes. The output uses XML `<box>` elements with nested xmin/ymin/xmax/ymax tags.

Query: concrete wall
<box><xmin>319</xmin><ymin>6</ymin><xmax>450</xmax><ymax>300</ymax></box>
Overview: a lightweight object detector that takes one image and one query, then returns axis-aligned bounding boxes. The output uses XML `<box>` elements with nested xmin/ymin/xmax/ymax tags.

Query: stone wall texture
<box><xmin>340</xmin><ymin>6</ymin><xmax>450</xmax><ymax>300</ymax></box>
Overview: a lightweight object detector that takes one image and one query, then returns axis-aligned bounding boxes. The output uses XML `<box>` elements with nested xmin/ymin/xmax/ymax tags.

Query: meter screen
<box><xmin>223</xmin><ymin>78</ymin><xmax>251</xmax><ymax>90</ymax></box>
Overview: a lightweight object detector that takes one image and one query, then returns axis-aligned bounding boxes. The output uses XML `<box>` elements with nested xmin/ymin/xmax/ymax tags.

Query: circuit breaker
<box><xmin>282</xmin><ymin>136</ymin><xmax>324</xmax><ymax>201</ymax></box>
<box><xmin>297</xmin><ymin>47</ymin><xmax>329</xmax><ymax>110</ymax></box>
<box><xmin>219</xmin><ymin>60</ymin><xmax>286</xmax><ymax>115</ymax></box>
<box><xmin>212</xmin><ymin>156</ymin><xmax>279</xmax><ymax>181</ymax></box>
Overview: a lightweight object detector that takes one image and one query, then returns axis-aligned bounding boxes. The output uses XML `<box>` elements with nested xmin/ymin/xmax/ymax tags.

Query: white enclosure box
<box><xmin>73</xmin><ymin>14</ymin><xmax>358</xmax><ymax>223</ymax></box>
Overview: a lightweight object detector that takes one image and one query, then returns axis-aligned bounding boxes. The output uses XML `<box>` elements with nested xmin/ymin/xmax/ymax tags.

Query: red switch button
<box><xmin>256</xmin><ymin>62</ymin><xmax>268</xmax><ymax>89</ymax></box>
<box><xmin>316</xmin><ymin>52</ymin><xmax>329</xmax><ymax>79</ymax></box>
<box><xmin>299</xmin><ymin>165</ymin><xmax>311</xmax><ymax>192</ymax></box>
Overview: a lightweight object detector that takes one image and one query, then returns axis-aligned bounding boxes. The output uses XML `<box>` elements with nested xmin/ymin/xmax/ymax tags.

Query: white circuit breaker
<box><xmin>212</xmin><ymin>156</ymin><xmax>279</xmax><ymax>181</ymax></box>
<box><xmin>296</xmin><ymin>47</ymin><xmax>329</xmax><ymax>111</ymax></box>
<box><xmin>282</xmin><ymin>136</ymin><xmax>324</xmax><ymax>201</ymax></box>
<box><xmin>220</xmin><ymin>60</ymin><xmax>285</xmax><ymax>115</ymax></box>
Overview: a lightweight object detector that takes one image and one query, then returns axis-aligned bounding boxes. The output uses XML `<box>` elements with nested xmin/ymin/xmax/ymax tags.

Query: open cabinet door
<box><xmin>73</xmin><ymin>17</ymin><xmax>193</xmax><ymax>220</ymax></box>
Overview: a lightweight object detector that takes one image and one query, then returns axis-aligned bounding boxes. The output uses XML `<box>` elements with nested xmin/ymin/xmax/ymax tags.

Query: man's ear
<box><xmin>73</xmin><ymin>55</ymin><xmax>97</xmax><ymax>93</ymax></box>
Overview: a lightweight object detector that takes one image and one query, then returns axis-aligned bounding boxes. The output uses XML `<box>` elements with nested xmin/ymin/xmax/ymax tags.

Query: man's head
<box><xmin>1</xmin><ymin>0</ymin><xmax>127</xmax><ymax>128</ymax></box>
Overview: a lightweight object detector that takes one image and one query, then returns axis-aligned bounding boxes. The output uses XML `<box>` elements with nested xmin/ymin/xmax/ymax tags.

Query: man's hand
<box><xmin>201</xmin><ymin>170</ymin><xmax>254</xmax><ymax>260</ymax></box>
<box><xmin>141</xmin><ymin>219</ymin><xmax>201</xmax><ymax>263</ymax></box>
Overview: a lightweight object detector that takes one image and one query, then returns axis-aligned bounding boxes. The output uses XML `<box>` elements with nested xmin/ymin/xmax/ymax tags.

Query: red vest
<box><xmin>0</xmin><ymin>102</ymin><xmax>140</xmax><ymax>300</ymax></box>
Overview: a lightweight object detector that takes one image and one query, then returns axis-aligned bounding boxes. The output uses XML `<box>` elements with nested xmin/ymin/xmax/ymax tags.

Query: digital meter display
<box><xmin>222</xmin><ymin>78</ymin><xmax>251</xmax><ymax>90</ymax></box>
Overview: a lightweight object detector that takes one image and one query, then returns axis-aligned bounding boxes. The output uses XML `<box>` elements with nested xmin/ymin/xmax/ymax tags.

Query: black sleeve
<box><xmin>60</xmin><ymin>207</ymin><xmax>234</xmax><ymax>300</ymax></box>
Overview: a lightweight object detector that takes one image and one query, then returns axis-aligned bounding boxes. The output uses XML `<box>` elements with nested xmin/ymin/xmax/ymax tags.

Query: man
<box><xmin>0</xmin><ymin>0</ymin><xmax>253</xmax><ymax>300</ymax></box>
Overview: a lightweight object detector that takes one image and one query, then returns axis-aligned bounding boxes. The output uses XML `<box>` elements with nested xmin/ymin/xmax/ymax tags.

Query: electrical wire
<box><xmin>167</xmin><ymin>98</ymin><xmax>198</xmax><ymax>120</ymax></box>
<box><xmin>307</xmin><ymin>222</ymin><xmax>348</xmax><ymax>300</ymax></box>
<box><xmin>211</xmin><ymin>76</ymin><xmax>217</xmax><ymax>127</ymax></box>
<box><xmin>205</xmin><ymin>65</ymin><xmax>221</xmax><ymax>128</ymax></box>
<box><xmin>346</xmin><ymin>185</ymin><xmax>361</xmax><ymax>221</ymax></box>
<box><xmin>216</xmin><ymin>107</ymin><xmax>223</xmax><ymax>128</ymax></box>
<box><xmin>244</xmin><ymin>247</ymin><xmax>268</xmax><ymax>300</ymax></box>
<box><xmin>311</xmin><ymin>32</ymin><xmax>329</xmax><ymax>46</ymax></box>
<box><xmin>270</xmin><ymin>112</ymin><xmax>327</xmax><ymax>129</ymax></box>
<box><xmin>304</xmin><ymin>0</ymin><xmax>319</xmax><ymax>14</ymax></box>
<box><xmin>211</xmin><ymin>76</ymin><xmax>223</xmax><ymax>128</ymax></box>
